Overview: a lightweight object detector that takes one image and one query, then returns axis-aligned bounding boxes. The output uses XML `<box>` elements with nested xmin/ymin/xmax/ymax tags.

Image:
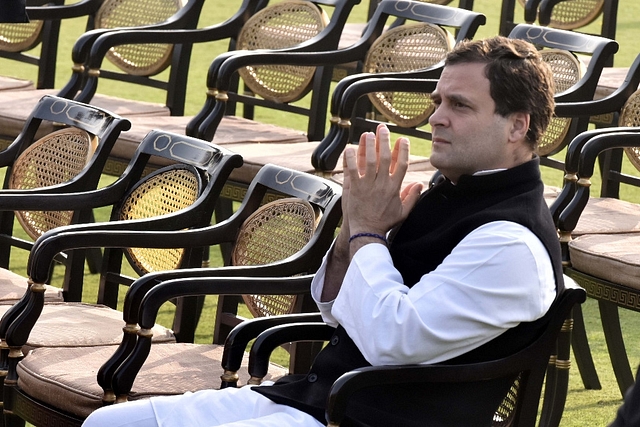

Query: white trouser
<box><xmin>82</xmin><ymin>386</ymin><xmax>324</xmax><ymax>427</ymax></box>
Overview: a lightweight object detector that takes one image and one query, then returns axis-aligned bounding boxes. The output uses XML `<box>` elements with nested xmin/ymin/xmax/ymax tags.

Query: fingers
<box><xmin>376</xmin><ymin>124</ymin><xmax>392</xmax><ymax>174</ymax></box>
<box><xmin>399</xmin><ymin>181</ymin><xmax>424</xmax><ymax>220</ymax></box>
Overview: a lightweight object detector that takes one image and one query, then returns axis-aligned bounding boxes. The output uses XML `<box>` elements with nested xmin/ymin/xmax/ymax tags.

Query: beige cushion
<box><xmin>572</xmin><ymin>197</ymin><xmax>640</xmax><ymax>236</ymax></box>
<box><xmin>0</xmin><ymin>303</ymin><xmax>174</xmax><ymax>352</ymax></box>
<box><xmin>569</xmin><ymin>233</ymin><xmax>640</xmax><ymax>291</ymax></box>
<box><xmin>0</xmin><ymin>89</ymin><xmax>170</xmax><ymax>140</ymax></box>
<box><xmin>0</xmin><ymin>268</ymin><xmax>62</xmax><ymax>304</ymax></box>
<box><xmin>0</xmin><ymin>77</ymin><xmax>34</xmax><ymax>91</ymax></box>
<box><xmin>17</xmin><ymin>343</ymin><xmax>288</xmax><ymax>418</ymax></box>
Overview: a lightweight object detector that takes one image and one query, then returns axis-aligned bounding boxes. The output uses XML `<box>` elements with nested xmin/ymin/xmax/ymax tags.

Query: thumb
<box><xmin>400</xmin><ymin>182</ymin><xmax>423</xmax><ymax>219</ymax></box>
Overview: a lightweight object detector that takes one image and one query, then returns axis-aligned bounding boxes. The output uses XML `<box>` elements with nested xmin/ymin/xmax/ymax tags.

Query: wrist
<box><xmin>349</xmin><ymin>232</ymin><xmax>387</xmax><ymax>245</ymax></box>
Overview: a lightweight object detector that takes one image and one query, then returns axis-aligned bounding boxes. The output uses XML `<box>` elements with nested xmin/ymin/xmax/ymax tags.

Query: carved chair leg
<box><xmin>570</xmin><ymin>303</ymin><xmax>601</xmax><ymax>390</ymax></box>
<box><xmin>599</xmin><ymin>300</ymin><xmax>635</xmax><ymax>396</ymax></box>
<box><xmin>539</xmin><ymin>314</ymin><xmax>574</xmax><ymax>427</ymax></box>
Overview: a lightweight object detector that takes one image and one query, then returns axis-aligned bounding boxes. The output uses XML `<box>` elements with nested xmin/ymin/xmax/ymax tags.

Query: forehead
<box><xmin>433</xmin><ymin>62</ymin><xmax>492</xmax><ymax>102</ymax></box>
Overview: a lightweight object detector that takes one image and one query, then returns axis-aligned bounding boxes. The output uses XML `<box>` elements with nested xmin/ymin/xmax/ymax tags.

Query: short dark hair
<box><xmin>445</xmin><ymin>36</ymin><xmax>555</xmax><ymax>149</ymax></box>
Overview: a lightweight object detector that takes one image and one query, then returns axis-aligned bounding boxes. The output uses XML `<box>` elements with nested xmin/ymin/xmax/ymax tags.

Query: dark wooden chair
<box><xmin>0</xmin><ymin>0</ymin><xmax>212</xmax><ymax>145</ymax></box>
<box><xmin>555</xmin><ymin>101</ymin><xmax>640</xmax><ymax>398</ymax></box>
<box><xmin>221</xmin><ymin>283</ymin><xmax>586</xmax><ymax>427</ymax></box>
<box><xmin>1</xmin><ymin>164</ymin><xmax>342</xmax><ymax>426</ymax></box>
<box><xmin>0</xmin><ymin>94</ymin><xmax>131</xmax><ymax>299</ymax></box>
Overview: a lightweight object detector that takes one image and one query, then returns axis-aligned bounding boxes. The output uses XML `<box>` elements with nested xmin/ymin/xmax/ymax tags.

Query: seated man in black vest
<box><xmin>83</xmin><ymin>35</ymin><xmax>562</xmax><ymax>427</ymax></box>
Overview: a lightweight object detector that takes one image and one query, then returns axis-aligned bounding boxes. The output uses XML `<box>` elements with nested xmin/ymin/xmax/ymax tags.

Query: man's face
<box><xmin>428</xmin><ymin>62</ymin><xmax>526</xmax><ymax>183</ymax></box>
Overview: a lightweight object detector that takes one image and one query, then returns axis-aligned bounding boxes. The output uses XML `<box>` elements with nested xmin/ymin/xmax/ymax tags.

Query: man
<box><xmin>83</xmin><ymin>35</ymin><xmax>562</xmax><ymax>427</ymax></box>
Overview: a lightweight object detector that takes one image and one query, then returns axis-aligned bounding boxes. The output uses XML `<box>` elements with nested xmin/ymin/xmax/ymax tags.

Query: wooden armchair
<box><xmin>0</xmin><ymin>0</ymin><xmax>210</xmax><ymax>144</ymax></box>
<box><xmin>222</xmin><ymin>283</ymin><xmax>586</xmax><ymax>427</ymax></box>
<box><xmin>555</xmin><ymin>99</ymin><xmax>640</xmax><ymax>398</ymax></box>
<box><xmin>0</xmin><ymin>94</ymin><xmax>130</xmax><ymax>302</ymax></box>
<box><xmin>2</xmin><ymin>164</ymin><xmax>342</xmax><ymax>426</ymax></box>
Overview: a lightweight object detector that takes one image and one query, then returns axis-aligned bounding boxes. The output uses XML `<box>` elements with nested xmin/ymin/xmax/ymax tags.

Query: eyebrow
<box><xmin>430</xmin><ymin>91</ymin><xmax>474</xmax><ymax>106</ymax></box>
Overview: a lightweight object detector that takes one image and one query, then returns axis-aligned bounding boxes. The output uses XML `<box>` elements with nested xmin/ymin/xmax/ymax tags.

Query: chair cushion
<box><xmin>0</xmin><ymin>89</ymin><xmax>170</xmax><ymax>140</ymax></box>
<box><xmin>569</xmin><ymin>233</ymin><xmax>640</xmax><ymax>291</ymax></box>
<box><xmin>111</xmin><ymin>115</ymin><xmax>308</xmax><ymax>171</ymax></box>
<box><xmin>0</xmin><ymin>302</ymin><xmax>174</xmax><ymax>352</ymax></box>
<box><xmin>0</xmin><ymin>77</ymin><xmax>34</xmax><ymax>91</ymax></box>
<box><xmin>17</xmin><ymin>343</ymin><xmax>288</xmax><ymax>418</ymax></box>
<box><xmin>572</xmin><ymin>197</ymin><xmax>640</xmax><ymax>236</ymax></box>
<box><xmin>0</xmin><ymin>268</ymin><xmax>62</xmax><ymax>304</ymax></box>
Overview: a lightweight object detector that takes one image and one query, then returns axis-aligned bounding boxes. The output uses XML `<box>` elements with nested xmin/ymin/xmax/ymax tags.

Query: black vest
<box><xmin>254</xmin><ymin>158</ymin><xmax>564</xmax><ymax>426</ymax></box>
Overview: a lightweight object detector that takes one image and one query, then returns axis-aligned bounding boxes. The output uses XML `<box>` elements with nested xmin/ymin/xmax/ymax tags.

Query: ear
<box><xmin>507</xmin><ymin>112</ymin><xmax>530</xmax><ymax>144</ymax></box>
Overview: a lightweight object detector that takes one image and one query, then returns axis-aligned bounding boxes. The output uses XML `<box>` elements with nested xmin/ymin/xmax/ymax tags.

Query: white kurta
<box><xmin>312</xmin><ymin>220</ymin><xmax>557</xmax><ymax>365</ymax></box>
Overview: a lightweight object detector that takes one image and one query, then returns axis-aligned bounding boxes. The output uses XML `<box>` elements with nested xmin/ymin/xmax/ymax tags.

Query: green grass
<box><xmin>3</xmin><ymin>0</ymin><xmax>640</xmax><ymax>426</ymax></box>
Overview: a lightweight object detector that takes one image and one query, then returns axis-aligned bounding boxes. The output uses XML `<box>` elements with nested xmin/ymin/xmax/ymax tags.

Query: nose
<box><xmin>429</xmin><ymin>104</ymin><xmax>445</xmax><ymax>128</ymax></box>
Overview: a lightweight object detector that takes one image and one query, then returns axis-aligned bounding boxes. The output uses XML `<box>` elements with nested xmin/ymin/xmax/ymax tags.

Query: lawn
<box><xmin>1</xmin><ymin>0</ymin><xmax>640</xmax><ymax>426</ymax></box>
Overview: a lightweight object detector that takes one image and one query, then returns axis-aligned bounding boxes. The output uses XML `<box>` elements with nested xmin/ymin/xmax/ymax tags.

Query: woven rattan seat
<box><xmin>119</xmin><ymin>165</ymin><xmax>202</xmax><ymax>275</ymax></box>
<box><xmin>0</xmin><ymin>20</ymin><xmax>43</xmax><ymax>53</ymax></box>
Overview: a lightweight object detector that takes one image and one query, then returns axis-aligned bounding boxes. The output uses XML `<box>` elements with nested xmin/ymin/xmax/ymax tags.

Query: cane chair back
<box><xmin>363</xmin><ymin>22</ymin><xmax>455</xmax><ymax>127</ymax></box>
<box><xmin>517</xmin><ymin>0</ymin><xmax>603</xmax><ymax>30</ymax></box>
<box><xmin>9</xmin><ymin>128</ymin><xmax>98</xmax><ymax>241</ymax></box>
<box><xmin>236</xmin><ymin>0</ymin><xmax>330</xmax><ymax>103</ymax></box>
<box><xmin>0</xmin><ymin>95</ymin><xmax>131</xmax><ymax>273</ymax></box>
<box><xmin>96</xmin><ymin>0</ymin><xmax>186</xmax><ymax>77</ymax></box>
<box><xmin>119</xmin><ymin>165</ymin><xmax>204</xmax><ymax>276</ymax></box>
<box><xmin>233</xmin><ymin>198</ymin><xmax>318</xmax><ymax>317</ymax></box>
<box><xmin>537</xmin><ymin>48</ymin><xmax>585</xmax><ymax>157</ymax></box>
<box><xmin>0</xmin><ymin>21</ymin><xmax>43</xmax><ymax>54</ymax></box>
<box><xmin>619</xmin><ymin>90</ymin><xmax>640</xmax><ymax>170</ymax></box>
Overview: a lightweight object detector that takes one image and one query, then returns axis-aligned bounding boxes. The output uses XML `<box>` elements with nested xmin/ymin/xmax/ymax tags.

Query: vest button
<box><xmin>308</xmin><ymin>373</ymin><xmax>318</xmax><ymax>383</ymax></box>
<box><xmin>330</xmin><ymin>336</ymin><xmax>340</xmax><ymax>346</ymax></box>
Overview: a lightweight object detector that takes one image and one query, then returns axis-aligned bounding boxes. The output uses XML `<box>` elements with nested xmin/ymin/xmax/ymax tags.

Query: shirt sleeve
<box><xmin>322</xmin><ymin>221</ymin><xmax>557</xmax><ymax>366</ymax></box>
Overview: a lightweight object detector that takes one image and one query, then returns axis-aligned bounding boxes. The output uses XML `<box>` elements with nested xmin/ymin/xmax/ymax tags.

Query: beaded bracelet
<box><xmin>348</xmin><ymin>232</ymin><xmax>387</xmax><ymax>244</ymax></box>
